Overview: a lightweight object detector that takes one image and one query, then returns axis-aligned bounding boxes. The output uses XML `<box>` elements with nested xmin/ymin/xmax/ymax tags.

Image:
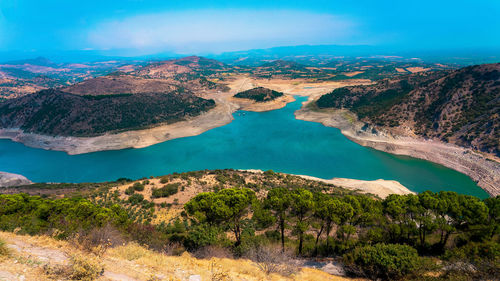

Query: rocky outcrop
<box><xmin>0</xmin><ymin>171</ymin><xmax>32</xmax><ymax>187</ymax></box>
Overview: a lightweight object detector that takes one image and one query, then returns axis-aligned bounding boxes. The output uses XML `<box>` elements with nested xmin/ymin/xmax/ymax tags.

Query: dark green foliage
<box><xmin>315</xmin><ymin>63</ymin><xmax>500</xmax><ymax>155</ymax></box>
<box><xmin>317</xmin><ymin>80</ymin><xmax>414</xmax><ymax>120</ymax></box>
<box><xmin>125</xmin><ymin>186</ymin><xmax>135</xmax><ymax>195</ymax></box>
<box><xmin>343</xmin><ymin>243</ymin><xmax>424</xmax><ymax>280</ymax></box>
<box><xmin>127</xmin><ymin>194</ymin><xmax>144</xmax><ymax>205</ymax></box>
<box><xmin>234</xmin><ymin>87</ymin><xmax>284</xmax><ymax>102</ymax></box>
<box><xmin>441</xmin><ymin>241</ymin><xmax>500</xmax><ymax>280</ymax></box>
<box><xmin>132</xmin><ymin>182</ymin><xmax>144</xmax><ymax>192</ymax></box>
<box><xmin>0</xmin><ymin>89</ymin><xmax>216</xmax><ymax>137</ymax></box>
<box><xmin>0</xmin><ymin>194</ymin><xmax>128</xmax><ymax>238</ymax></box>
<box><xmin>151</xmin><ymin>183</ymin><xmax>179</xmax><ymax>198</ymax></box>
<box><xmin>184</xmin><ymin>223</ymin><xmax>228</xmax><ymax>250</ymax></box>
<box><xmin>185</xmin><ymin>188</ymin><xmax>257</xmax><ymax>246</ymax></box>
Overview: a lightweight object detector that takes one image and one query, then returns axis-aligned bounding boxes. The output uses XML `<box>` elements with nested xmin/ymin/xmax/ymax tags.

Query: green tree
<box><xmin>262</xmin><ymin>187</ymin><xmax>292</xmax><ymax>252</ymax></box>
<box><xmin>184</xmin><ymin>188</ymin><xmax>256</xmax><ymax>246</ymax></box>
<box><xmin>290</xmin><ymin>188</ymin><xmax>314</xmax><ymax>255</ymax></box>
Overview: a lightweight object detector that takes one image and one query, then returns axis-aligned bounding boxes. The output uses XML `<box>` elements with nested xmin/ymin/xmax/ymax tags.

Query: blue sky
<box><xmin>1</xmin><ymin>0</ymin><xmax>499</xmax><ymax>55</ymax></box>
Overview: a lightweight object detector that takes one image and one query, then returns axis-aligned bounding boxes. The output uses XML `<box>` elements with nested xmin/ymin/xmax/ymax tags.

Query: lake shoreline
<box><xmin>243</xmin><ymin>169</ymin><xmax>413</xmax><ymax>198</ymax></box>
<box><xmin>295</xmin><ymin>106</ymin><xmax>500</xmax><ymax>197</ymax></box>
<box><xmin>0</xmin><ymin>94</ymin><xmax>295</xmax><ymax>155</ymax></box>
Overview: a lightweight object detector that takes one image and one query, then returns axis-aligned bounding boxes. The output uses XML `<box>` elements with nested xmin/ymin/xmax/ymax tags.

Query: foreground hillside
<box><xmin>0</xmin><ymin>232</ymin><xmax>350</xmax><ymax>281</ymax></box>
<box><xmin>1</xmin><ymin>170</ymin><xmax>499</xmax><ymax>280</ymax></box>
<box><xmin>316</xmin><ymin>63</ymin><xmax>500</xmax><ymax>156</ymax></box>
<box><xmin>0</xmin><ymin>89</ymin><xmax>215</xmax><ymax>136</ymax></box>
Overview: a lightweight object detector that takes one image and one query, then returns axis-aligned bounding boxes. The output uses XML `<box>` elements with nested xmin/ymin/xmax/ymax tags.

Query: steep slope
<box><xmin>316</xmin><ymin>63</ymin><xmax>500</xmax><ymax>156</ymax></box>
<box><xmin>0</xmin><ymin>89</ymin><xmax>215</xmax><ymax>136</ymax></box>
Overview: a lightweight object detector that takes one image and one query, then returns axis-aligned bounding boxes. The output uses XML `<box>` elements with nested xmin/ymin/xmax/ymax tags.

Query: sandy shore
<box><xmin>297</xmin><ymin>175</ymin><xmax>413</xmax><ymax>198</ymax></box>
<box><xmin>0</xmin><ymin>77</ymin><xmax>301</xmax><ymax>154</ymax></box>
<box><xmin>0</xmin><ymin>171</ymin><xmax>32</xmax><ymax>187</ymax></box>
<box><xmin>0</xmin><ymin>95</ymin><xmax>239</xmax><ymax>155</ymax></box>
<box><xmin>295</xmin><ymin>105</ymin><xmax>500</xmax><ymax>197</ymax></box>
<box><xmin>243</xmin><ymin>169</ymin><xmax>413</xmax><ymax>198</ymax></box>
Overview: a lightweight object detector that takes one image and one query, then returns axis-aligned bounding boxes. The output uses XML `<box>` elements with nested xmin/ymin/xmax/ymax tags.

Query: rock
<box><xmin>188</xmin><ymin>275</ymin><xmax>202</xmax><ymax>281</ymax></box>
<box><xmin>0</xmin><ymin>271</ymin><xmax>16</xmax><ymax>280</ymax></box>
<box><xmin>0</xmin><ymin>172</ymin><xmax>32</xmax><ymax>187</ymax></box>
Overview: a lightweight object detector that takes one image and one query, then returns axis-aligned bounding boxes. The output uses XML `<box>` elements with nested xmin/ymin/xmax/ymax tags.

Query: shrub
<box><xmin>133</xmin><ymin>182</ymin><xmax>145</xmax><ymax>191</ymax></box>
<box><xmin>125</xmin><ymin>186</ymin><xmax>135</xmax><ymax>195</ymax></box>
<box><xmin>442</xmin><ymin>242</ymin><xmax>500</xmax><ymax>280</ymax></box>
<box><xmin>184</xmin><ymin>223</ymin><xmax>228</xmax><ymax>250</ymax></box>
<box><xmin>128</xmin><ymin>194</ymin><xmax>144</xmax><ymax>205</ymax></box>
<box><xmin>151</xmin><ymin>183</ymin><xmax>179</xmax><ymax>198</ymax></box>
<box><xmin>246</xmin><ymin>244</ymin><xmax>296</xmax><ymax>276</ymax></box>
<box><xmin>159</xmin><ymin>176</ymin><xmax>169</xmax><ymax>184</ymax></box>
<box><xmin>343</xmin><ymin>243</ymin><xmax>423</xmax><ymax>280</ymax></box>
<box><xmin>45</xmin><ymin>253</ymin><xmax>104</xmax><ymax>281</ymax></box>
<box><xmin>0</xmin><ymin>238</ymin><xmax>9</xmax><ymax>257</ymax></box>
<box><xmin>193</xmin><ymin>245</ymin><xmax>233</xmax><ymax>259</ymax></box>
<box><xmin>73</xmin><ymin>224</ymin><xmax>125</xmax><ymax>256</ymax></box>
<box><xmin>68</xmin><ymin>254</ymin><xmax>104</xmax><ymax>281</ymax></box>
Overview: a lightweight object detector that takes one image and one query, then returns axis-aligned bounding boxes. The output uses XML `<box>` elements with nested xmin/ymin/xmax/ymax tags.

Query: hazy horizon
<box><xmin>1</xmin><ymin>0</ymin><xmax>500</xmax><ymax>58</ymax></box>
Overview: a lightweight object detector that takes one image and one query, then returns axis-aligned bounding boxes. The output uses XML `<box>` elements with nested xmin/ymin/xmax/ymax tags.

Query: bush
<box><xmin>184</xmin><ymin>223</ymin><xmax>228</xmax><ymax>250</ymax></box>
<box><xmin>442</xmin><ymin>242</ymin><xmax>500</xmax><ymax>280</ymax></box>
<box><xmin>45</xmin><ymin>253</ymin><xmax>104</xmax><ymax>281</ymax></box>
<box><xmin>151</xmin><ymin>183</ymin><xmax>179</xmax><ymax>198</ymax></box>
<box><xmin>246</xmin><ymin>244</ymin><xmax>297</xmax><ymax>276</ymax></box>
<box><xmin>73</xmin><ymin>224</ymin><xmax>125</xmax><ymax>256</ymax></box>
<box><xmin>132</xmin><ymin>182</ymin><xmax>145</xmax><ymax>192</ymax></box>
<box><xmin>68</xmin><ymin>254</ymin><xmax>104</xmax><ymax>281</ymax></box>
<box><xmin>0</xmin><ymin>239</ymin><xmax>9</xmax><ymax>257</ymax></box>
<box><xmin>125</xmin><ymin>186</ymin><xmax>135</xmax><ymax>195</ymax></box>
<box><xmin>128</xmin><ymin>194</ymin><xmax>144</xmax><ymax>205</ymax></box>
<box><xmin>0</xmin><ymin>194</ymin><xmax>129</xmax><ymax>238</ymax></box>
<box><xmin>343</xmin><ymin>243</ymin><xmax>424</xmax><ymax>280</ymax></box>
<box><xmin>193</xmin><ymin>245</ymin><xmax>233</xmax><ymax>259</ymax></box>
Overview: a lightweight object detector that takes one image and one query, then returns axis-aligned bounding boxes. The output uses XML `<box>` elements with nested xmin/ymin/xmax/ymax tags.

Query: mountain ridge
<box><xmin>316</xmin><ymin>63</ymin><xmax>500</xmax><ymax>156</ymax></box>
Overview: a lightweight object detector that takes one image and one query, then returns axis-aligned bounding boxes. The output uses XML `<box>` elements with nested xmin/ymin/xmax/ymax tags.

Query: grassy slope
<box><xmin>0</xmin><ymin>231</ymin><xmax>357</xmax><ymax>281</ymax></box>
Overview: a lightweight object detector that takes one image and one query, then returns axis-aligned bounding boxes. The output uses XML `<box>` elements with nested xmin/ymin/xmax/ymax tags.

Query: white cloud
<box><xmin>86</xmin><ymin>9</ymin><xmax>357</xmax><ymax>53</ymax></box>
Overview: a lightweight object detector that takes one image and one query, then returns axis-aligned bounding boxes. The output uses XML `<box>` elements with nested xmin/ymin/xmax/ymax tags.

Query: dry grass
<box><xmin>0</xmin><ymin>231</ymin><xmax>361</xmax><ymax>281</ymax></box>
<box><xmin>107</xmin><ymin>243</ymin><xmax>359</xmax><ymax>280</ymax></box>
<box><xmin>44</xmin><ymin>253</ymin><xmax>104</xmax><ymax>281</ymax></box>
<box><xmin>0</xmin><ymin>238</ymin><xmax>9</xmax><ymax>258</ymax></box>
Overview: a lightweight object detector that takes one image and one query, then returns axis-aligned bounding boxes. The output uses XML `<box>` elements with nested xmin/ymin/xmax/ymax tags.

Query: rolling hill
<box><xmin>316</xmin><ymin>63</ymin><xmax>500</xmax><ymax>155</ymax></box>
<box><xmin>0</xmin><ymin>89</ymin><xmax>215</xmax><ymax>136</ymax></box>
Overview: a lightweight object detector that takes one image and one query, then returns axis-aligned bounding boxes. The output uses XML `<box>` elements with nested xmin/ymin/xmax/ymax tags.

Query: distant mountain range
<box><xmin>2</xmin><ymin>45</ymin><xmax>499</xmax><ymax>65</ymax></box>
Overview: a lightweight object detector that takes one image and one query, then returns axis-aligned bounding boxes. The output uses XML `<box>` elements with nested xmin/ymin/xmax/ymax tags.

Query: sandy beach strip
<box><xmin>242</xmin><ymin>169</ymin><xmax>413</xmax><ymax>198</ymax></box>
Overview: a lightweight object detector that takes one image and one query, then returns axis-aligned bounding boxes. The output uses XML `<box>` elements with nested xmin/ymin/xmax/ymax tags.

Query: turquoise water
<box><xmin>0</xmin><ymin>96</ymin><xmax>489</xmax><ymax>198</ymax></box>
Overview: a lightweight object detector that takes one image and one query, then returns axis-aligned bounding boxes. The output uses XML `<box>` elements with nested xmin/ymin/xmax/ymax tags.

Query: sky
<box><xmin>0</xmin><ymin>0</ymin><xmax>499</xmax><ymax>56</ymax></box>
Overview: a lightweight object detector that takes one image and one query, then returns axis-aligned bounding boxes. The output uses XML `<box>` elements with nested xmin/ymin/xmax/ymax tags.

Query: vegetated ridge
<box><xmin>234</xmin><ymin>86</ymin><xmax>284</xmax><ymax>102</ymax></box>
<box><xmin>316</xmin><ymin>63</ymin><xmax>500</xmax><ymax>156</ymax></box>
<box><xmin>0</xmin><ymin>88</ymin><xmax>215</xmax><ymax>136</ymax></box>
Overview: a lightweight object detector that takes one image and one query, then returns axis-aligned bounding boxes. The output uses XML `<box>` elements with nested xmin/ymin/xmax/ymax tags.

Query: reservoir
<box><xmin>0</xmin><ymin>96</ymin><xmax>489</xmax><ymax>198</ymax></box>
